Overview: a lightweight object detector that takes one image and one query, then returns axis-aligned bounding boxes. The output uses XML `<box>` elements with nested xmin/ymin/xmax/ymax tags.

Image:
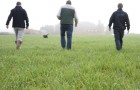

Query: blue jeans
<box><xmin>60</xmin><ymin>24</ymin><xmax>73</xmax><ymax>49</ymax></box>
<box><xmin>114</xmin><ymin>29</ymin><xmax>124</xmax><ymax>50</ymax></box>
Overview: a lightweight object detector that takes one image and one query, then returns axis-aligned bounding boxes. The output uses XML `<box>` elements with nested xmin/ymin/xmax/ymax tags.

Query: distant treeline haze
<box><xmin>23</xmin><ymin>21</ymin><xmax>112</xmax><ymax>35</ymax></box>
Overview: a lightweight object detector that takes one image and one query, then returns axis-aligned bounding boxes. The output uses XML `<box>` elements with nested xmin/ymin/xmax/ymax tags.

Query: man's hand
<box><xmin>74</xmin><ymin>21</ymin><xmax>77</xmax><ymax>27</ymax></box>
<box><xmin>127</xmin><ymin>27</ymin><xmax>130</xmax><ymax>34</ymax></box>
<box><xmin>26</xmin><ymin>26</ymin><xmax>28</xmax><ymax>29</ymax></box>
<box><xmin>6</xmin><ymin>25</ymin><xmax>9</xmax><ymax>29</ymax></box>
<box><xmin>75</xmin><ymin>23</ymin><xmax>77</xmax><ymax>27</ymax></box>
<box><xmin>109</xmin><ymin>27</ymin><xmax>111</xmax><ymax>31</ymax></box>
<box><xmin>127</xmin><ymin>30</ymin><xmax>129</xmax><ymax>34</ymax></box>
<box><xmin>127</xmin><ymin>27</ymin><xmax>130</xmax><ymax>31</ymax></box>
<box><xmin>57</xmin><ymin>16</ymin><xmax>61</xmax><ymax>20</ymax></box>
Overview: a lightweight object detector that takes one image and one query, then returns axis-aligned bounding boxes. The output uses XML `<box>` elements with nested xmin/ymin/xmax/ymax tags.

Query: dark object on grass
<box><xmin>43</xmin><ymin>34</ymin><xmax>48</xmax><ymax>38</ymax></box>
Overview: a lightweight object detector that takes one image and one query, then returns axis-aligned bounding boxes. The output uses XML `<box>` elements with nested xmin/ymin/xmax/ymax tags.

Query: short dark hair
<box><xmin>66</xmin><ymin>0</ymin><xmax>71</xmax><ymax>5</ymax></box>
<box><xmin>118</xmin><ymin>3</ymin><xmax>123</xmax><ymax>9</ymax></box>
<box><xmin>16</xmin><ymin>1</ymin><xmax>21</xmax><ymax>6</ymax></box>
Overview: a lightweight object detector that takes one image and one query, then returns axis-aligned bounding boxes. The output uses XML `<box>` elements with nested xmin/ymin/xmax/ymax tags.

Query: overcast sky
<box><xmin>0</xmin><ymin>0</ymin><xmax>139</xmax><ymax>33</ymax></box>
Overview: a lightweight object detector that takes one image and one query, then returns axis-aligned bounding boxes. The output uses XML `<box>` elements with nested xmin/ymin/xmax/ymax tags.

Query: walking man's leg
<box><xmin>16</xmin><ymin>28</ymin><xmax>24</xmax><ymax>49</ymax></box>
<box><xmin>66</xmin><ymin>25</ymin><xmax>73</xmax><ymax>50</ymax></box>
<box><xmin>114</xmin><ymin>30</ymin><xmax>122</xmax><ymax>50</ymax></box>
<box><xmin>14</xmin><ymin>28</ymin><xmax>18</xmax><ymax>44</ymax></box>
<box><xmin>120</xmin><ymin>30</ymin><xmax>124</xmax><ymax>49</ymax></box>
<box><xmin>60</xmin><ymin>25</ymin><xmax>66</xmax><ymax>49</ymax></box>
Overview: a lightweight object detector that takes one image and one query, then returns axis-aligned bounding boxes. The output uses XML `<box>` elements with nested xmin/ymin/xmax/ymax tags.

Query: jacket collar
<box><xmin>117</xmin><ymin>8</ymin><xmax>123</xmax><ymax>11</ymax></box>
<box><xmin>15</xmin><ymin>6</ymin><xmax>22</xmax><ymax>9</ymax></box>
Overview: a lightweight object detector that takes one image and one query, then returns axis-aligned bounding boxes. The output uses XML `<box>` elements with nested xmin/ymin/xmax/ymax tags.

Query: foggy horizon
<box><xmin>0</xmin><ymin>0</ymin><xmax>140</xmax><ymax>34</ymax></box>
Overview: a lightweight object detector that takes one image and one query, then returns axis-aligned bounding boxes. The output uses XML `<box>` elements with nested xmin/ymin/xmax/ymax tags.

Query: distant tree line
<box><xmin>40</xmin><ymin>21</ymin><xmax>112</xmax><ymax>35</ymax></box>
<box><xmin>0</xmin><ymin>21</ymin><xmax>112</xmax><ymax>35</ymax></box>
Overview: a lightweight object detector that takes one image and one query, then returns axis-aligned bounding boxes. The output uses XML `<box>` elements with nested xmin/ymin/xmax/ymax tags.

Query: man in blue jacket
<box><xmin>57</xmin><ymin>0</ymin><xmax>78</xmax><ymax>50</ymax></box>
<box><xmin>6</xmin><ymin>1</ymin><xmax>29</xmax><ymax>49</ymax></box>
<box><xmin>108</xmin><ymin>3</ymin><xmax>130</xmax><ymax>51</ymax></box>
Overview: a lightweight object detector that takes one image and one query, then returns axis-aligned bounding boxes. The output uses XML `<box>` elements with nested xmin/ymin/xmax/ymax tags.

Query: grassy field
<box><xmin>0</xmin><ymin>34</ymin><xmax>140</xmax><ymax>90</ymax></box>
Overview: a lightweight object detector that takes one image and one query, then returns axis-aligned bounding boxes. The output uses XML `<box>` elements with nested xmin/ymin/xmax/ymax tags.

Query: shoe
<box><xmin>117</xmin><ymin>48</ymin><xmax>122</xmax><ymax>51</ymax></box>
<box><xmin>67</xmin><ymin>48</ymin><xmax>71</xmax><ymax>50</ymax></box>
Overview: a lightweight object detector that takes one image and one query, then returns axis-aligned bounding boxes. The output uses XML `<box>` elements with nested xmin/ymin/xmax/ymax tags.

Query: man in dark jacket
<box><xmin>6</xmin><ymin>1</ymin><xmax>29</xmax><ymax>49</ymax></box>
<box><xmin>57</xmin><ymin>0</ymin><xmax>78</xmax><ymax>50</ymax></box>
<box><xmin>108</xmin><ymin>3</ymin><xmax>130</xmax><ymax>51</ymax></box>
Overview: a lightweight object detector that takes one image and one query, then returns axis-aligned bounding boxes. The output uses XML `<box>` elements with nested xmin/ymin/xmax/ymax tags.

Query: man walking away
<box><xmin>57</xmin><ymin>0</ymin><xmax>78</xmax><ymax>50</ymax></box>
<box><xmin>108</xmin><ymin>3</ymin><xmax>130</xmax><ymax>51</ymax></box>
<box><xmin>6</xmin><ymin>1</ymin><xmax>29</xmax><ymax>50</ymax></box>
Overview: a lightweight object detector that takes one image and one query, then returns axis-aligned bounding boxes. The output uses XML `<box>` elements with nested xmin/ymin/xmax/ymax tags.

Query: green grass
<box><xmin>0</xmin><ymin>34</ymin><xmax>140</xmax><ymax>90</ymax></box>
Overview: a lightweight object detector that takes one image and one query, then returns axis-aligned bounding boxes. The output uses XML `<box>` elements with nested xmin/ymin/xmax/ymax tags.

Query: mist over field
<box><xmin>0</xmin><ymin>21</ymin><xmax>138</xmax><ymax>35</ymax></box>
<box><xmin>0</xmin><ymin>21</ymin><xmax>111</xmax><ymax>35</ymax></box>
<box><xmin>0</xmin><ymin>0</ymin><xmax>140</xmax><ymax>34</ymax></box>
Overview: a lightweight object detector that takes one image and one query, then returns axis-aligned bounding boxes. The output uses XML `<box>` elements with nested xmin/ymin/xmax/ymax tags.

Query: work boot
<box><xmin>16</xmin><ymin>40</ymin><xmax>22</xmax><ymax>50</ymax></box>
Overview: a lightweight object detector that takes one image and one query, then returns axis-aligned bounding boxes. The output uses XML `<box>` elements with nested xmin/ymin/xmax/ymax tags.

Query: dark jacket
<box><xmin>57</xmin><ymin>4</ymin><xmax>78</xmax><ymax>25</ymax></box>
<box><xmin>6</xmin><ymin>6</ymin><xmax>29</xmax><ymax>28</ymax></box>
<box><xmin>108</xmin><ymin>9</ymin><xmax>130</xmax><ymax>30</ymax></box>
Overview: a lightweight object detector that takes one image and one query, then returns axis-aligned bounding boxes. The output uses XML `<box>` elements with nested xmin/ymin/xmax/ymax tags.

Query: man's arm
<box><xmin>74</xmin><ymin>10</ymin><xmax>78</xmax><ymax>27</ymax></box>
<box><xmin>57</xmin><ymin>16</ymin><xmax>61</xmax><ymax>20</ymax></box>
<box><xmin>6</xmin><ymin>10</ymin><xmax>13</xmax><ymax>29</ymax></box>
<box><xmin>108</xmin><ymin>12</ymin><xmax>115</xmax><ymax>31</ymax></box>
<box><xmin>57</xmin><ymin>8</ymin><xmax>61</xmax><ymax>20</ymax></box>
<box><xmin>25</xmin><ymin>11</ymin><xmax>29</xmax><ymax>29</ymax></box>
<box><xmin>75</xmin><ymin>18</ymin><xmax>78</xmax><ymax>27</ymax></box>
<box><xmin>126</xmin><ymin>13</ymin><xmax>130</xmax><ymax>31</ymax></box>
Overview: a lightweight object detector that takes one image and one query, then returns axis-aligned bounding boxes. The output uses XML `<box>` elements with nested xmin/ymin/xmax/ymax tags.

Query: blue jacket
<box><xmin>108</xmin><ymin>9</ymin><xmax>130</xmax><ymax>30</ymax></box>
<box><xmin>6</xmin><ymin>6</ymin><xmax>29</xmax><ymax>28</ymax></box>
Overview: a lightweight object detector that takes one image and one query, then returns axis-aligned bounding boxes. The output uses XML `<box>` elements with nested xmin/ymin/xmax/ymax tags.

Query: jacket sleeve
<box><xmin>24</xmin><ymin>10</ymin><xmax>29</xmax><ymax>28</ymax></box>
<box><xmin>6</xmin><ymin>10</ymin><xmax>13</xmax><ymax>25</ymax></box>
<box><xmin>57</xmin><ymin>8</ymin><xmax>61</xmax><ymax>20</ymax></box>
<box><xmin>108</xmin><ymin>12</ymin><xmax>115</xmax><ymax>28</ymax></box>
<box><xmin>126</xmin><ymin>13</ymin><xmax>130</xmax><ymax>30</ymax></box>
<box><xmin>74</xmin><ymin>9</ymin><xmax>78</xmax><ymax>25</ymax></box>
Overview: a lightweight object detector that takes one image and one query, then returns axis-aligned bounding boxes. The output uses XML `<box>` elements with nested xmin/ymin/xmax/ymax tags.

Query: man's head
<box><xmin>66</xmin><ymin>0</ymin><xmax>71</xmax><ymax>5</ymax></box>
<box><xmin>118</xmin><ymin>3</ymin><xmax>123</xmax><ymax>9</ymax></box>
<box><xmin>16</xmin><ymin>1</ymin><xmax>21</xmax><ymax>6</ymax></box>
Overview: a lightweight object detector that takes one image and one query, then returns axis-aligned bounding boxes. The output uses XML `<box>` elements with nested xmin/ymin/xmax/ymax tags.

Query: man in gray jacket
<box><xmin>57</xmin><ymin>0</ymin><xmax>78</xmax><ymax>50</ymax></box>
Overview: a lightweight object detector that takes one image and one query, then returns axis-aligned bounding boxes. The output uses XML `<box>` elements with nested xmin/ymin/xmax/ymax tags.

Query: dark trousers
<box><xmin>60</xmin><ymin>24</ymin><xmax>73</xmax><ymax>49</ymax></box>
<box><xmin>113</xmin><ymin>29</ymin><xmax>124</xmax><ymax>50</ymax></box>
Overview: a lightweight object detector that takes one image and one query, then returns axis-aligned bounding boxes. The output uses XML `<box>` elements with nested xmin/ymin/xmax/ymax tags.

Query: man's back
<box><xmin>60</xmin><ymin>5</ymin><xmax>75</xmax><ymax>24</ymax></box>
<box><xmin>57</xmin><ymin>0</ymin><xmax>78</xmax><ymax>26</ymax></box>
<box><xmin>109</xmin><ymin>9</ymin><xmax>130</xmax><ymax>30</ymax></box>
<box><xmin>6</xmin><ymin>6</ymin><xmax>29</xmax><ymax>28</ymax></box>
